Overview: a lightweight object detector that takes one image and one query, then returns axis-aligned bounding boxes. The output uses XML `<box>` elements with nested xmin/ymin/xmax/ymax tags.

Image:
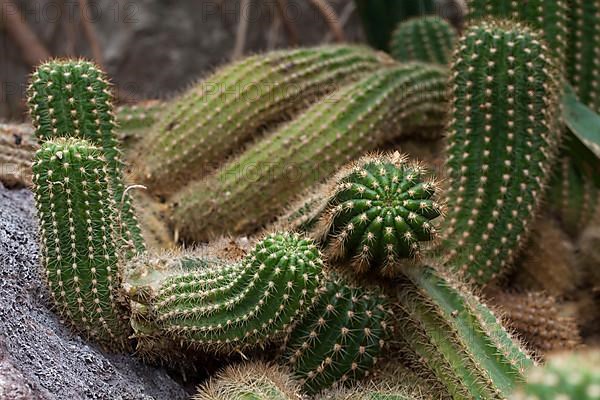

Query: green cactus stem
<box><xmin>510</xmin><ymin>351</ymin><xmax>600</xmax><ymax>400</ymax></box>
<box><xmin>32</xmin><ymin>138</ymin><xmax>132</xmax><ymax>350</ymax></box>
<box><xmin>322</xmin><ymin>383</ymin><xmax>422</xmax><ymax>400</ymax></box>
<box><xmin>27</xmin><ymin>59</ymin><xmax>145</xmax><ymax>255</ymax></box>
<box><xmin>116</xmin><ymin>100</ymin><xmax>163</xmax><ymax>132</ymax></box>
<box><xmin>314</xmin><ymin>152</ymin><xmax>443</xmax><ymax>277</ymax></box>
<box><xmin>441</xmin><ymin>20</ymin><xmax>563</xmax><ymax>286</ymax></box>
<box><xmin>138</xmin><ymin>233</ymin><xmax>324</xmax><ymax>353</ymax></box>
<box><xmin>390</xmin><ymin>16</ymin><xmax>457</xmax><ymax>65</ymax></box>
<box><xmin>172</xmin><ymin>63</ymin><xmax>448</xmax><ymax>243</ymax></box>
<box><xmin>394</xmin><ymin>265</ymin><xmax>534</xmax><ymax>400</ymax></box>
<box><xmin>194</xmin><ymin>362</ymin><xmax>302</xmax><ymax>400</ymax></box>
<box><xmin>466</xmin><ymin>0</ymin><xmax>568</xmax><ymax>67</ymax></box>
<box><xmin>271</xmin><ymin>182</ymin><xmax>331</xmax><ymax>234</ymax></box>
<box><xmin>139</xmin><ymin>46</ymin><xmax>387</xmax><ymax>195</ymax></box>
<box><xmin>566</xmin><ymin>0</ymin><xmax>600</xmax><ymax>112</ymax></box>
<box><xmin>282</xmin><ymin>277</ymin><xmax>393</xmax><ymax>395</ymax></box>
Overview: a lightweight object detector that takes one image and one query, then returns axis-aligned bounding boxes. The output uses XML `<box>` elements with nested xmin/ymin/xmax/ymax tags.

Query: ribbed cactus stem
<box><xmin>282</xmin><ymin>277</ymin><xmax>393</xmax><ymax>395</ymax></box>
<box><xmin>390</xmin><ymin>16</ymin><xmax>457</xmax><ymax>65</ymax></box>
<box><xmin>441</xmin><ymin>20</ymin><xmax>562</xmax><ymax>285</ymax></box>
<box><xmin>172</xmin><ymin>63</ymin><xmax>448</xmax><ymax>243</ymax></box>
<box><xmin>314</xmin><ymin>152</ymin><xmax>443</xmax><ymax>277</ymax></box>
<box><xmin>395</xmin><ymin>265</ymin><xmax>534</xmax><ymax>399</ymax></box>
<box><xmin>116</xmin><ymin>100</ymin><xmax>163</xmax><ymax>132</ymax></box>
<box><xmin>140</xmin><ymin>46</ymin><xmax>387</xmax><ymax>194</ymax></box>
<box><xmin>27</xmin><ymin>60</ymin><xmax>145</xmax><ymax>255</ymax></box>
<box><xmin>194</xmin><ymin>363</ymin><xmax>302</xmax><ymax>400</ymax></box>
<box><xmin>32</xmin><ymin>138</ymin><xmax>131</xmax><ymax>350</ymax></box>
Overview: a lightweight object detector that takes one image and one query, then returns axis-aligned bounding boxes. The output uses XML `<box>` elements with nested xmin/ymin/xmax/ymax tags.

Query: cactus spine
<box><xmin>27</xmin><ymin>60</ymin><xmax>145</xmax><ymax>255</ymax></box>
<box><xmin>142</xmin><ymin>233</ymin><xmax>324</xmax><ymax>353</ymax></box>
<box><xmin>314</xmin><ymin>152</ymin><xmax>443</xmax><ymax>277</ymax></box>
<box><xmin>390</xmin><ymin>16</ymin><xmax>457</xmax><ymax>65</ymax></box>
<box><xmin>173</xmin><ymin>63</ymin><xmax>448</xmax><ymax>242</ymax></box>
<box><xmin>282</xmin><ymin>277</ymin><xmax>393</xmax><ymax>395</ymax></box>
<box><xmin>140</xmin><ymin>46</ymin><xmax>386</xmax><ymax>194</ymax></box>
<box><xmin>394</xmin><ymin>265</ymin><xmax>533</xmax><ymax>400</ymax></box>
<box><xmin>194</xmin><ymin>363</ymin><xmax>302</xmax><ymax>400</ymax></box>
<box><xmin>511</xmin><ymin>351</ymin><xmax>600</xmax><ymax>400</ymax></box>
<box><xmin>32</xmin><ymin>139</ymin><xmax>131</xmax><ymax>350</ymax></box>
<box><xmin>441</xmin><ymin>21</ymin><xmax>562</xmax><ymax>285</ymax></box>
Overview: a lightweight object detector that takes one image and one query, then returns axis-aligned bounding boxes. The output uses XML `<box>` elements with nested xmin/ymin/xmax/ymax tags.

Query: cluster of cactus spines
<box><xmin>282</xmin><ymin>277</ymin><xmax>393</xmax><ymax>395</ymax></box>
<box><xmin>466</xmin><ymin>0</ymin><xmax>568</xmax><ymax>67</ymax></box>
<box><xmin>194</xmin><ymin>362</ymin><xmax>302</xmax><ymax>400</ymax></box>
<box><xmin>32</xmin><ymin>138</ymin><xmax>132</xmax><ymax>350</ymax></box>
<box><xmin>172</xmin><ymin>63</ymin><xmax>449</xmax><ymax>242</ymax></box>
<box><xmin>0</xmin><ymin>123</ymin><xmax>37</xmax><ymax>187</ymax></box>
<box><xmin>140</xmin><ymin>46</ymin><xmax>388</xmax><ymax>194</ymax></box>
<box><xmin>490</xmin><ymin>291</ymin><xmax>581</xmax><ymax>357</ymax></box>
<box><xmin>514</xmin><ymin>219</ymin><xmax>580</xmax><ymax>296</ymax></box>
<box><xmin>148</xmin><ymin>233</ymin><xmax>324</xmax><ymax>353</ymax></box>
<box><xmin>395</xmin><ymin>265</ymin><xmax>533</xmax><ymax>399</ymax></box>
<box><xmin>510</xmin><ymin>351</ymin><xmax>600</xmax><ymax>400</ymax></box>
<box><xmin>566</xmin><ymin>0</ymin><xmax>600</xmax><ymax>112</ymax></box>
<box><xmin>314</xmin><ymin>152</ymin><xmax>443</xmax><ymax>277</ymax></box>
<box><xmin>441</xmin><ymin>20</ymin><xmax>563</xmax><ymax>286</ymax></box>
<box><xmin>390</xmin><ymin>16</ymin><xmax>458</xmax><ymax>65</ymax></box>
<box><xmin>26</xmin><ymin>60</ymin><xmax>146</xmax><ymax>256</ymax></box>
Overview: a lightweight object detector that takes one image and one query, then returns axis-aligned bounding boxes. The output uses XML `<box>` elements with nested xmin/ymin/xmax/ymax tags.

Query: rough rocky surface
<box><xmin>0</xmin><ymin>183</ymin><xmax>188</xmax><ymax>400</ymax></box>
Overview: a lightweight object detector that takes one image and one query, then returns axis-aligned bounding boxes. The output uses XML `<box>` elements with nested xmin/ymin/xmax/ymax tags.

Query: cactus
<box><xmin>27</xmin><ymin>59</ymin><xmax>145</xmax><ymax>255</ymax></box>
<box><xmin>271</xmin><ymin>183</ymin><xmax>331</xmax><ymax>234</ymax></box>
<box><xmin>441</xmin><ymin>20</ymin><xmax>563</xmax><ymax>286</ymax></box>
<box><xmin>321</xmin><ymin>383</ymin><xmax>422</xmax><ymax>400</ymax></box>
<box><xmin>510</xmin><ymin>351</ymin><xmax>600</xmax><ymax>400</ymax></box>
<box><xmin>314</xmin><ymin>152</ymin><xmax>443</xmax><ymax>277</ymax></box>
<box><xmin>139</xmin><ymin>46</ymin><xmax>387</xmax><ymax>194</ymax></box>
<box><xmin>32</xmin><ymin>138</ymin><xmax>132</xmax><ymax>350</ymax></box>
<box><xmin>465</xmin><ymin>0</ymin><xmax>568</xmax><ymax>67</ymax></box>
<box><xmin>116</xmin><ymin>100</ymin><xmax>163</xmax><ymax>132</ymax></box>
<box><xmin>194</xmin><ymin>362</ymin><xmax>301</xmax><ymax>400</ymax></box>
<box><xmin>490</xmin><ymin>291</ymin><xmax>581</xmax><ymax>357</ymax></box>
<box><xmin>390</xmin><ymin>16</ymin><xmax>457</xmax><ymax>65</ymax></box>
<box><xmin>282</xmin><ymin>276</ymin><xmax>393</xmax><ymax>395</ymax></box>
<box><xmin>135</xmin><ymin>233</ymin><xmax>324</xmax><ymax>353</ymax></box>
<box><xmin>172</xmin><ymin>63</ymin><xmax>448</xmax><ymax>243</ymax></box>
<box><xmin>566</xmin><ymin>0</ymin><xmax>600</xmax><ymax>112</ymax></box>
<box><xmin>0</xmin><ymin>123</ymin><xmax>37</xmax><ymax>187</ymax></box>
<box><xmin>394</xmin><ymin>265</ymin><xmax>533</xmax><ymax>399</ymax></box>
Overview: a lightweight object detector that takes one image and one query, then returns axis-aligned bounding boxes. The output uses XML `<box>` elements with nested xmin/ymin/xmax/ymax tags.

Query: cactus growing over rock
<box><xmin>282</xmin><ymin>277</ymin><xmax>393</xmax><ymax>395</ymax></box>
<box><xmin>314</xmin><ymin>152</ymin><xmax>443</xmax><ymax>277</ymax></box>
<box><xmin>140</xmin><ymin>46</ymin><xmax>387</xmax><ymax>194</ymax></box>
<box><xmin>172</xmin><ymin>63</ymin><xmax>448</xmax><ymax>242</ymax></box>
<box><xmin>510</xmin><ymin>351</ymin><xmax>600</xmax><ymax>400</ymax></box>
<box><xmin>27</xmin><ymin>60</ymin><xmax>145</xmax><ymax>255</ymax></box>
<box><xmin>32</xmin><ymin>138</ymin><xmax>132</xmax><ymax>350</ymax></box>
<box><xmin>441</xmin><ymin>20</ymin><xmax>563</xmax><ymax>285</ymax></box>
<box><xmin>394</xmin><ymin>265</ymin><xmax>533</xmax><ymax>399</ymax></box>
<box><xmin>390</xmin><ymin>16</ymin><xmax>457</xmax><ymax>65</ymax></box>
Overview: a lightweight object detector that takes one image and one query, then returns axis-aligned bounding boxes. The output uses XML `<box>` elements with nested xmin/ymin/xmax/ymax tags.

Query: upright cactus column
<box><xmin>140</xmin><ymin>46</ymin><xmax>387</xmax><ymax>194</ymax></box>
<box><xmin>395</xmin><ymin>265</ymin><xmax>534</xmax><ymax>400</ymax></box>
<box><xmin>32</xmin><ymin>139</ymin><xmax>131</xmax><ymax>350</ymax></box>
<box><xmin>390</xmin><ymin>16</ymin><xmax>457</xmax><ymax>65</ymax></box>
<box><xmin>172</xmin><ymin>63</ymin><xmax>448</xmax><ymax>243</ymax></box>
<box><xmin>441</xmin><ymin>21</ymin><xmax>562</xmax><ymax>285</ymax></box>
<box><xmin>27</xmin><ymin>60</ymin><xmax>145</xmax><ymax>255</ymax></box>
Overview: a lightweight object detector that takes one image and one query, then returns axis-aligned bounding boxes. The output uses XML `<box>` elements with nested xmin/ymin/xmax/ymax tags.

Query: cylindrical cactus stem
<box><xmin>143</xmin><ymin>233</ymin><xmax>325</xmax><ymax>353</ymax></box>
<box><xmin>0</xmin><ymin>123</ymin><xmax>37</xmax><ymax>187</ymax></box>
<box><xmin>194</xmin><ymin>362</ymin><xmax>302</xmax><ymax>400</ymax></box>
<box><xmin>441</xmin><ymin>20</ymin><xmax>563</xmax><ymax>286</ymax></box>
<box><xmin>139</xmin><ymin>46</ymin><xmax>388</xmax><ymax>195</ymax></box>
<box><xmin>314</xmin><ymin>152</ymin><xmax>444</xmax><ymax>277</ymax></box>
<box><xmin>321</xmin><ymin>383</ymin><xmax>423</xmax><ymax>400</ymax></box>
<box><xmin>27</xmin><ymin>59</ymin><xmax>145</xmax><ymax>256</ymax></box>
<box><xmin>567</xmin><ymin>0</ymin><xmax>600</xmax><ymax>112</ymax></box>
<box><xmin>390</xmin><ymin>16</ymin><xmax>458</xmax><ymax>65</ymax></box>
<box><xmin>465</xmin><ymin>0</ymin><xmax>568</xmax><ymax>67</ymax></box>
<box><xmin>282</xmin><ymin>276</ymin><xmax>393</xmax><ymax>395</ymax></box>
<box><xmin>510</xmin><ymin>351</ymin><xmax>600</xmax><ymax>400</ymax></box>
<box><xmin>116</xmin><ymin>100</ymin><xmax>164</xmax><ymax>132</ymax></box>
<box><xmin>172</xmin><ymin>63</ymin><xmax>448</xmax><ymax>243</ymax></box>
<box><xmin>32</xmin><ymin>138</ymin><xmax>132</xmax><ymax>350</ymax></box>
<box><xmin>394</xmin><ymin>265</ymin><xmax>534</xmax><ymax>400</ymax></box>
<box><xmin>271</xmin><ymin>182</ymin><xmax>332</xmax><ymax>234</ymax></box>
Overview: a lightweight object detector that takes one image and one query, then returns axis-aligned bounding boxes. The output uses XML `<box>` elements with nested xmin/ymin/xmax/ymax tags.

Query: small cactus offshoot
<box><xmin>390</xmin><ymin>16</ymin><xmax>457</xmax><ymax>65</ymax></box>
<box><xmin>314</xmin><ymin>152</ymin><xmax>443</xmax><ymax>277</ymax></box>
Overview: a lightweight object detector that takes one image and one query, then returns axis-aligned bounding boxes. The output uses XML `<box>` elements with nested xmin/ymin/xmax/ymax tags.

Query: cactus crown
<box><xmin>315</xmin><ymin>152</ymin><xmax>443</xmax><ymax>277</ymax></box>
